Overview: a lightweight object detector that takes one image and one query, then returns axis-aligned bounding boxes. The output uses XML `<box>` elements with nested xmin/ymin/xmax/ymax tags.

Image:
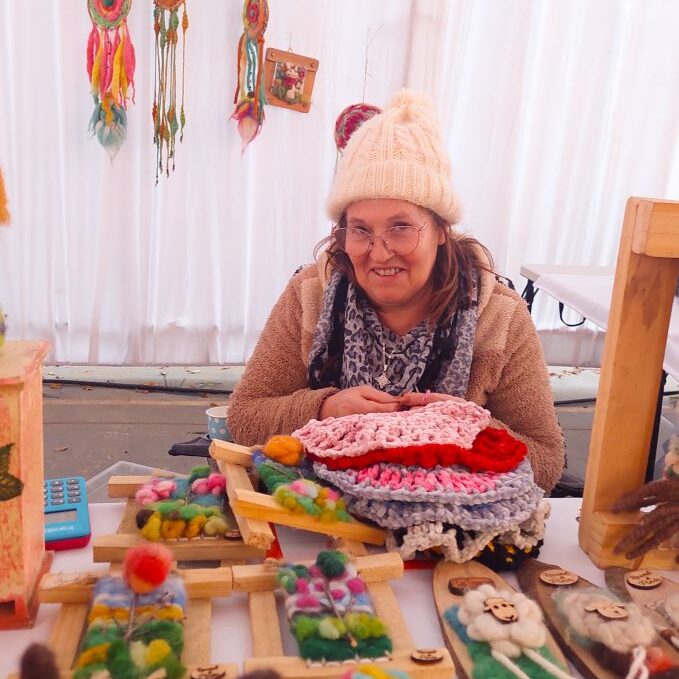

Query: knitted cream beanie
<box><xmin>326</xmin><ymin>90</ymin><xmax>461</xmax><ymax>224</ymax></box>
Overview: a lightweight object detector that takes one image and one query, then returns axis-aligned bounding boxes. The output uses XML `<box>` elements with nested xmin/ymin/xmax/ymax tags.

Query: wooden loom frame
<box><xmin>210</xmin><ymin>440</ymin><xmax>387</xmax><ymax>546</ymax></box>
<box><xmin>15</xmin><ymin>565</ymin><xmax>239</xmax><ymax>679</ymax></box>
<box><xmin>233</xmin><ymin>552</ymin><xmax>455</xmax><ymax>678</ymax></box>
<box><xmin>91</xmin><ymin>473</ymin><xmax>274</xmax><ymax>563</ymax></box>
<box><xmin>579</xmin><ymin>197</ymin><xmax>679</xmax><ymax>569</ymax></box>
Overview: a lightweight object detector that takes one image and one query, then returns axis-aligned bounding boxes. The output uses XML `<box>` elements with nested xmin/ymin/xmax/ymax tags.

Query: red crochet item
<box><xmin>307</xmin><ymin>427</ymin><xmax>527</xmax><ymax>473</ymax></box>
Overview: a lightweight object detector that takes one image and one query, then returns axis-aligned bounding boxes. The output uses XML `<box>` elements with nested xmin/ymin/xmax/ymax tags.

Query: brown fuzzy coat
<box><xmin>228</xmin><ymin>262</ymin><xmax>565</xmax><ymax>493</ymax></box>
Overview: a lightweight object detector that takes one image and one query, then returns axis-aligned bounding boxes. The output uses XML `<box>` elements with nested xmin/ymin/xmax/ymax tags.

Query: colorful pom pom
<box><xmin>122</xmin><ymin>544</ymin><xmax>173</xmax><ymax>594</ymax></box>
<box><xmin>263</xmin><ymin>435</ymin><xmax>305</xmax><ymax>466</ymax></box>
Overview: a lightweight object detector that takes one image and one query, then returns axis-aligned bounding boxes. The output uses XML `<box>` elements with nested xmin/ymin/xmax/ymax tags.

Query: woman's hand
<box><xmin>398</xmin><ymin>391</ymin><xmax>466</xmax><ymax>409</ymax></box>
<box><xmin>319</xmin><ymin>386</ymin><xmax>402</xmax><ymax>419</ymax></box>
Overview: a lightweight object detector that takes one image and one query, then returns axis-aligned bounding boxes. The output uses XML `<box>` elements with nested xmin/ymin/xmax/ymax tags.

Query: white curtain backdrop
<box><xmin>1</xmin><ymin>0</ymin><xmax>678</xmax><ymax>365</ymax></box>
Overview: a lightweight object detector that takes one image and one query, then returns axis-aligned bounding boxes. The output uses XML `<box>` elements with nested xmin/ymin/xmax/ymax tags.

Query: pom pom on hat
<box><xmin>326</xmin><ymin>88</ymin><xmax>461</xmax><ymax>225</ymax></box>
<box><xmin>123</xmin><ymin>543</ymin><xmax>173</xmax><ymax>594</ymax></box>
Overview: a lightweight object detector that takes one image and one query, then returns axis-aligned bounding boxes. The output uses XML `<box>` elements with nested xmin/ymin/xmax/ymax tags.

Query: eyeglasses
<box><xmin>334</xmin><ymin>221</ymin><xmax>429</xmax><ymax>257</ymax></box>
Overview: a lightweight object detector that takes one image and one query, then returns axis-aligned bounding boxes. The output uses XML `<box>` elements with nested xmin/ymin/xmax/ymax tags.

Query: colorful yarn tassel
<box><xmin>153</xmin><ymin>0</ymin><xmax>189</xmax><ymax>182</ymax></box>
<box><xmin>0</xmin><ymin>168</ymin><xmax>9</xmax><ymax>225</ymax></box>
<box><xmin>86</xmin><ymin>0</ymin><xmax>136</xmax><ymax>158</ymax></box>
<box><xmin>231</xmin><ymin>0</ymin><xmax>269</xmax><ymax>152</ymax></box>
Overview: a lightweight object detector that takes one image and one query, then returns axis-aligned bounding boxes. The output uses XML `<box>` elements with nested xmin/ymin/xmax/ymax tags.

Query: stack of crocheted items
<box><xmin>276</xmin><ymin>550</ymin><xmax>392</xmax><ymax>663</ymax></box>
<box><xmin>134</xmin><ymin>466</ymin><xmax>231</xmax><ymax>541</ymax></box>
<box><xmin>294</xmin><ymin>401</ymin><xmax>549</xmax><ymax>563</ymax></box>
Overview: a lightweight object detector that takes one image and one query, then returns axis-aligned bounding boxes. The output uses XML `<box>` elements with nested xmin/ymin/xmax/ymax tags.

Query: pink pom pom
<box><xmin>191</xmin><ymin>478</ymin><xmax>210</xmax><ymax>494</ymax></box>
<box><xmin>330</xmin><ymin>588</ymin><xmax>344</xmax><ymax>600</ymax></box>
<box><xmin>295</xmin><ymin>579</ymin><xmax>309</xmax><ymax>594</ymax></box>
<box><xmin>296</xmin><ymin>594</ymin><xmax>321</xmax><ymax>609</ymax></box>
<box><xmin>207</xmin><ymin>473</ymin><xmax>226</xmax><ymax>496</ymax></box>
<box><xmin>314</xmin><ymin>582</ymin><xmax>325</xmax><ymax>592</ymax></box>
<box><xmin>135</xmin><ymin>487</ymin><xmax>158</xmax><ymax>506</ymax></box>
<box><xmin>346</xmin><ymin>578</ymin><xmax>365</xmax><ymax>595</ymax></box>
<box><xmin>309</xmin><ymin>566</ymin><xmax>321</xmax><ymax>578</ymax></box>
<box><xmin>155</xmin><ymin>479</ymin><xmax>176</xmax><ymax>498</ymax></box>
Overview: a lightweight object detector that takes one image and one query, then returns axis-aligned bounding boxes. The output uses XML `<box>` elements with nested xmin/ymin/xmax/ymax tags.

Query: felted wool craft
<box><xmin>253</xmin><ymin>449</ymin><xmax>351</xmax><ymax>522</ymax></box>
<box><xmin>444</xmin><ymin>583</ymin><xmax>570</xmax><ymax>679</ymax></box>
<box><xmin>277</xmin><ymin>550</ymin><xmax>393</xmax><ymax>662</ymax></box>
<box><xmin>386</xmin><ymin>500</ymin><xmax>550</xmax><ymax>562</ymax></box>
<box><xmin>343</xmin><ymin>484</ymin><xmax>543</xmax><ymax>531</ymax></box>
<box><xmin>74</xmin><ymin>567</ymin><xmax>186</xmax><ymax>679</ymax></box>
<box><xmin>554</xmin><ymin>588</ymin><xmax>678</xmax><ymax>678</ymax></box>
<box><xmin>314</xmin><ymin>459</ymin><xmax>537</xmax><ymax>505</ymax></box>
<box><xmin>86</xmin><ymin>0</ymin><xmax>136</xmax><ymax>157</ymax></box>
<box><xmin>475</xmin><ymin>539</ymin><xmax>543</xmax><ymax>572</ymax></box>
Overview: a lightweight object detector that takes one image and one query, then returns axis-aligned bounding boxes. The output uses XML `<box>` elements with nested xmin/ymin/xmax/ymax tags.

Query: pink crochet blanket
<box><xmin>292</xmin><ymin>400</ymin><xmax>491</xmax><ymax>459</ymax></box>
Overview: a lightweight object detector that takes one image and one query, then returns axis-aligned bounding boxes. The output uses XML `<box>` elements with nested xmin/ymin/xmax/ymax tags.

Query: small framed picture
<box><xmin>264</xmin><ymin>48</ymin><xmax>319</xmax><ymax>113</ymax></box>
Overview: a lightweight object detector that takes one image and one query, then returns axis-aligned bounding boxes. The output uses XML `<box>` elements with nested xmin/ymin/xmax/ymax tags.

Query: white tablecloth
<box><xmin>0</xmin><ymin>498</ymin><xmax>628</xmax><ymax>677</ymax></box>
<box><xmin>535</xmin><ymin>271</ymin><xmax>679</xmax><ymax>379</ymax></box>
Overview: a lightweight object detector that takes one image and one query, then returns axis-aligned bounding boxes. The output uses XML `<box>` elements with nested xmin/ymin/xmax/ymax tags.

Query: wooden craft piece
<box><xmin>235</xmin><ymin>552</ymin><xmax>455</xmax><ymax>678</ymax></box>
<box><xmin>211</xmin><ymin>441</ymin><xmax>387</xmax><ymax>546</ymax></box>
<box><xmin>264</xmin><ymin>48</ymin><xmax>319</xmax><ymax>113</ymax></box>
<box><xmin>579</xmin><ymin>197</ymin><xmax>679</xmax><ymax>568</ymax></box>
<box><xmin>433</xmin><ymin>560</ymin><xmax>569</xmax><ymax>679</ymax></box>
<box><xmin>9</xmin><ymin>566</ymin><xmax>239</xmax><ymax>679</ymax></box>
<box><xmin>0</xmin><ymin>341</ymin><xmax>53</xmax><ymax>629</ymax></box>
<box><xmin>518</xmin><ymin>559</ymin><xmax>679</xmax><ymax>678</ymax></box>
<box><xmin>91</xmin><ymin>474</ymin><xmax>270</xmax><ymax>563</ymax></box>
<box><xmin>605</xmin><ymin>567</ymin><xmax>679</xmax><ymax>649</ymax></box>
<box><xmin>538</xmin><ymin>568</ymin><xmax>579</xmax><ymax>587</ymax></box>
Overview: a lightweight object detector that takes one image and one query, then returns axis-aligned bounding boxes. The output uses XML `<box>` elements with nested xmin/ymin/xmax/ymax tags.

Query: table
<box><xmin>521</xmin><ymin>264</ymin><xmax>679</xmax><ymax>480</ymax></box>
<box><xmin>0</xmin><ymin>498</ymin><xmax>648</xmax><ymax>678</ymax></box>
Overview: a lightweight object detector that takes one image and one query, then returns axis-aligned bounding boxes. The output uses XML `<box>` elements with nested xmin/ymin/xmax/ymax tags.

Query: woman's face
<box><xmin>343</xmin><ymin>199</ymin><xmax>444</xmax><ymax>311</ymax></box>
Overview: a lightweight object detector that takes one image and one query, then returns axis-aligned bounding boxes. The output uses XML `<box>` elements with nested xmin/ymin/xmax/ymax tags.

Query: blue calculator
<box><xmin>43</xmin><ymin>476</ymin><xmax>92</xmax><ymax>550</ymax></box>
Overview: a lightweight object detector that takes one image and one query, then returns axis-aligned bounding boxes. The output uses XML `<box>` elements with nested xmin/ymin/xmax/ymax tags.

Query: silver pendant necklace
<box><xmin>376</xmin><ymin>328</ymin><xmax>394</xmax><ymax>390</ymax></box>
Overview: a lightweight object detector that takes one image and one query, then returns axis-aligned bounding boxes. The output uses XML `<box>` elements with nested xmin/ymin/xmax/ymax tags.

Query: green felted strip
<box><xmin>298</xmin><ymin>635</ymin><xmax>393</xmax><ymax>662</ymax></box>
<box><xmin>133</xmin><ymin>620</ymin><xmax>185</xmax><ymax>657</ymax></box>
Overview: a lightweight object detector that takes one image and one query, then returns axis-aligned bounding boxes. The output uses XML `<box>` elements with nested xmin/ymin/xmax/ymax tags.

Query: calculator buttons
<box><xmin>51</xmin><ymin>493</ymin><xmax>64</xmax><ymax>499</ymax></box>
<box><xmin>52</xmin><ymin>499</ymin><xmax>65</xmax><ymax>505</ymax></box>
<box><xmin>67</xmin><ymin>478</ymin><xmax>79</xmax><ymax>484</ymax></box>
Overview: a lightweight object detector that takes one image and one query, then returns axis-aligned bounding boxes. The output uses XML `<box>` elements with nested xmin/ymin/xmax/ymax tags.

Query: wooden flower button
<box><xmin>584</xmin><ymin>599</ymin><xmax>629</xmax><ymax>621</ymax></box>
<box><xmin>190</xmin><ymin>665</ymin><xmax>227</xmax><ymax>679</ymax></box>
<box><xmin>625</xmin><ymin>569</ymin><xmax>663</xmax><ymax>590</ymax></box>
<box><xmin>484</xmin><ymin>596</ymin><xmax>518</xmax><ymax>623</ymax></box>
<box><xmin>448</xmin><ymin>576</ymin><xmax>494</xmax><ymax>595</ymax></box>
<box><xmin>411</xmin><ymin>648</ymin><xmax>445</xmax><ymax>664</ymax></box>
<box><xmin>539</xmin><ymin>568</ymin><xmax>579</xmax><ymax>586</ymax></box>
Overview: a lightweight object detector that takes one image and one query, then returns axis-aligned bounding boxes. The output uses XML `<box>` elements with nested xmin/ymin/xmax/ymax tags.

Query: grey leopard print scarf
<box><xmin>308</xmin><ymin>268</ymin><xmax>478</xmax><ymax>397</ymax></box>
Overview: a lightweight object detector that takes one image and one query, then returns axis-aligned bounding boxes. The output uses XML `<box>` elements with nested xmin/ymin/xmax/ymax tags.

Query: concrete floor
<box><xmin>41</xmin><ymin>367</ymin><xmax>679</xmax><ymax>499</ymax></box>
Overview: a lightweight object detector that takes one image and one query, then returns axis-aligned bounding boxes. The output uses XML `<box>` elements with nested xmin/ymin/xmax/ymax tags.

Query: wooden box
<box><xmin>0</xmin><ymin>340</ymin><xmax>52</xmax><ymax>628</ymax></box>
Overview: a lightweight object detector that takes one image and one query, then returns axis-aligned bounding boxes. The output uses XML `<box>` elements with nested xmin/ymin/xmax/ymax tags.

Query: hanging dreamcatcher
<box><xmin>86</xmin><ymin>0</ymin><xmax>136</xmax><ymax>158</ymax></box>
<box><xmin>231</xmin><ymin>0</ymin><xmax>269</xmax><ymax>152</ymax></box>
<box><xmin>153</xmin><ymin>0</ymin><xmax>189</xmax><ymax>182</ymax></box>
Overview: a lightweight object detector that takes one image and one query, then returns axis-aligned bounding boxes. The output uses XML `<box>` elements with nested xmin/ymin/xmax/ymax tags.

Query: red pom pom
<box><xmin>123</xmin><ymin>544</ymin><xmax>173</xmax><ymax>594</ymax></box>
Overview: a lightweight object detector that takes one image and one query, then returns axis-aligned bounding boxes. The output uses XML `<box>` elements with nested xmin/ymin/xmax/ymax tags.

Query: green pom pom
<box><xmin>188</xmin><ymin>466</ymin><xmax>211</xmax><ymax>484</ymax></box>
<box><xmin>293</xmin><ymin>615</ymin><xmax>319</xmax><ymax>641</ymax></box>
<box><xmin>316</xmin><ymin>550</ymin><xmax>348</xmax><ymax>578</ymax></box>
<box><xmin>293</xmin><ymin>564</ymin><xmax>310</xmax><ymax>579</ymax></box>
<box><xmin>134</xmin><ymin>620</ymin><xmax>185</xmax><ymax>657</ymax></box>
<box><xmin>106</xmin><ymin>639</ymin><xmax>137</xmax><ymax>679</ymax></box>
<box><xmin>318</xmin><ymin>617</ymin><xmax>341</xmax><ymax>640</ymax></box>
<box><xmin>276</xmin><ymin>567</ymin><xmax>298</xmax><ymax>594</ymax></box>
<box><xmin>147</xmin><ymin>652</ymin><xmax>186</xmax><ymax>679</ymax></box>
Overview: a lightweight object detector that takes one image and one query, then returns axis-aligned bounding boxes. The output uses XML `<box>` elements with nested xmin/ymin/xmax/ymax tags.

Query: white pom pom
<box><xmin>386</xmin><ymin>89</ymin><xmax>436</xmax><ymax>122</ymax></box>
<box><xmin>510</xmin><ymin>618</ymin><xmax>546</xmax><ymax>649</ymax></box>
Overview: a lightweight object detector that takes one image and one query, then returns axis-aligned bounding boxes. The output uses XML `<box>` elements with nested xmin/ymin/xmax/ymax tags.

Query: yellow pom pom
<box><xmin>185</xmin><ymin>514</ymin><xmax>207</xmax><ymax>538</ymax></box>
<box><xmin>203</xmin><ymin>516</ymin><xmax>229</xmax><ymax>537</ymax></box>
<box><xmin>160</xmin><ymin>519</ymin><xmax>185</xmax><ymax>540</ymax></box>
<box><xmin>263</xmin><ymin>435</ymin><xmax>304</xmax><ymax>466</ymax></box>
<box><xmin>146</xmin><ymin>638</ymin><xmax>172</xmax><ymax>665</ymax></box>
<box><xmin>140</xmin><ymin>513</ymin><xmax>162</xmax><ymax>541</ymax></box>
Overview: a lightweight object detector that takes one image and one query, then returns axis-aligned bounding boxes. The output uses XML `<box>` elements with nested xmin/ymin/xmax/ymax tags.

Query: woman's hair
<box><xmin>313</xmin><ymin>211</ymin><xmax>494</xmax><ymax>325</ymax></box>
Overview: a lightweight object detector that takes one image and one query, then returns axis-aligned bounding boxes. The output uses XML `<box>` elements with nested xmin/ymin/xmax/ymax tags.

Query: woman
<box><xmin>228</xmin><ymin>91</ymin><xmax>564</xmax><ymax>493</ymax></box>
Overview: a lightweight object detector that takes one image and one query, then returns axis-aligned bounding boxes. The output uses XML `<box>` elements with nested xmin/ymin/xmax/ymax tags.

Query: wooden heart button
<box><xmin>190</xmin><ymin>665</ymin><xmax>227</xmax><ymax>679</ymax></box>
<box><xmin>584</xmin><ymin>599</ymin><xmax>628</xmax><ymax>621</ymax></box>
<box><xmin>484</xmin><ymin>596</ymin><xmax>518</xmax><ymax>623</ymax></box>
<box><xmin>539</xmin><ymin>568</ymin><xmax>579</xmax><ymax>587</ymax></box>
<box><xmin>411</xmin><ymin>648</ymin><xmax>445</xmax><ymax>664</ymax></box>
<box><xmin>625</xmin><ymin>569</ymin><xmax>663</xmax><ymax>590</ymax></box>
